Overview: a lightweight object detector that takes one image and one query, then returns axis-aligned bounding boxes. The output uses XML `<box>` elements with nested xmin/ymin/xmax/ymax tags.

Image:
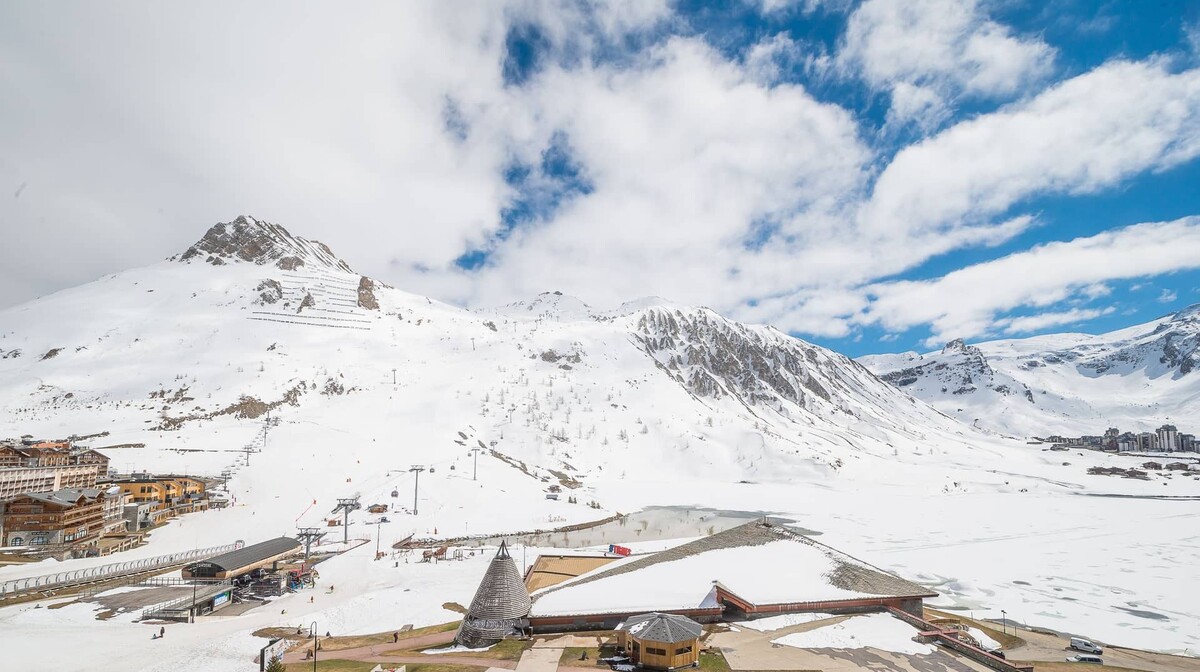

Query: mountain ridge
<box><xmin>859</xmin><ymin>304</ymin><xmax>1200</xmax><ymax>436</ymax></box>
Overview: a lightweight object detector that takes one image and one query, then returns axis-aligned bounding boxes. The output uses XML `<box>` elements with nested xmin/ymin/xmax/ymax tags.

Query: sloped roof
<box><xmin>620</xmin><ymin>613</ymin><xmax>703</xmax><ymax>643</ymax></box>
<box><xmin>20</xmin><ymin>488</ymin><xmax>103</xmax><ymax>507</ymax></box>
<box><xmin>464</xmin><ymin>541</ymin><xmax>531</xmax><ymax>620</ymax></box>
<box><xmin>189</xmin><ymin>537</ymin><xmax>300</xmax><ymax>571</ymax></box>
<box><xmin>529</xmin><ymin>519</ymin><xmax>935</xmax><ymax>617</ymax></box>
<box><xmin>456</xmin><ymin>541</ymin><xmax>533</xmax><ymax>648</ymax></box>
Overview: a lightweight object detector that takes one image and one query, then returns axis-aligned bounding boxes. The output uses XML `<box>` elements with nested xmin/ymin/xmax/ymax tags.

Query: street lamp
<box><xmin>309</xmin><ymin>621</ymin><xmax>318</xmax><ymax>672</ymax></box>
<box><xmin>1001</xmin><ymin>610</ymin><xmax>1007</xmax><ymax>635</ymax></box>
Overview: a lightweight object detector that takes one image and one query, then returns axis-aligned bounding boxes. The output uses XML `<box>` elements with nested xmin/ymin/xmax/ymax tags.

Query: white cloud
<box><xmin>860</xmin><ymin>217</ymin><xmax>1200</xmax><ymax>344</ymax></box>
<box><xmin>2</xmin><ymin>1</ymin><xmax>1200</xmax><ymax>353</ymax></box>
<box><xmin>1158</xmin><ymin>289</ymin><xmax>1179</xmax><ymax>303</ymax></box>
<box><xmin>996</xmin><ymin>307</ymin><xmax>1115</xmax><ymax>335</ymax></box>
<box><xmin>749</xmin><ymin>0</ymin><xmax>841</xmax><ymax>15</ymax></box>
<box><xmin>838</xmin><ymin>0</ymin><xmax>1055</xmax><ymax>125</ymax></box>
<box><xmin>860</xmin><ymin>59</ymin><xmax>1200</xmax><ymax>243</ymax></box>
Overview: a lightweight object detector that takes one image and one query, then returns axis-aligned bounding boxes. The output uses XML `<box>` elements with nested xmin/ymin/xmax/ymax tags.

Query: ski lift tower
<box><xmin>296</xmin><ymin>527</ymin><xmax>327</xmax><ymax>563</ymax></box>
<box><xmin>409</xmin><ymin>465</ymin><xmax>426</xmax><ymax>516</ymax></box>
<box><xmin>331</xmin><ymin>497</ymin><xmax>361</xmax><ymax>544</ymax></box>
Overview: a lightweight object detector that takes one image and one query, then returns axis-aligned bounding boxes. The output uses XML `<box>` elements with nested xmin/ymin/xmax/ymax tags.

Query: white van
<box><xmin>1070</xmin><ymin>638</ymin><xmax>1103</xmax><ymax>655</ymax></box>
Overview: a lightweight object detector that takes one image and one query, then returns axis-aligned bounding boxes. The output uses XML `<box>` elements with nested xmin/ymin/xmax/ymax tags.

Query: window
<box><xmin>674</xmin><ymin>646</ymin><xmax>693</xmax><ymax>655</ymax></box>
<box><xmin>646</xmin><ymin>648</ymin><xmax>667</xmax><ymax>656</ymax></box>
<box><xmin>10</xmin><ymin>537</ymin><xmax>23</xmax><ymax>546</ymax></box>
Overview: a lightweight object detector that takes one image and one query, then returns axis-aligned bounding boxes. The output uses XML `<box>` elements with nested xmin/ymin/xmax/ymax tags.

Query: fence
<box><xmin>887</xmin><ymin>608</ymin><xmax>1034</xmax><ymax>672</ymax></box>
<box><xmin>140</xmin><ymin>581</ymin><xmax>232</xmax><ymax>620</ymax></box>
<box><xmin>0</xmin><ymin>541</ymin><xmax>243</xmax><ymax>598</ymax></box>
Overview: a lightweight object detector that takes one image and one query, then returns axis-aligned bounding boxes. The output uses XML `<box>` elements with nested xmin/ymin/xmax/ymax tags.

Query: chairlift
<box><xmin>429</xmin><ymin>467</ymin><xmax>436</xmax><ymax>473</ymax></box>
<box><xmin>390</xmin><ymin>489</ymin><xmax>399</xmax><ymax>498</ymax></box>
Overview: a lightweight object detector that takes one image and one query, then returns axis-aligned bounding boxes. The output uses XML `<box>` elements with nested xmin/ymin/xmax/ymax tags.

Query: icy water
<box><xmin>463</xmin><ymin>506</ymin><xmax>815</xmax><ymax>549</ymax></box>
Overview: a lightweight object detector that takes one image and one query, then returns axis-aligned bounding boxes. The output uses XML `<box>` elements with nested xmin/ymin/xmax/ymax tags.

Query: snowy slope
<box><xmin>859</xmin><ymin>309</ymin><xmax>1200</xmax><ymax>437</ymax></box>
<box><xmin>2</xmin><ymin>217</ymin><xmax>1199</xmax><ymax>670</ymax></box>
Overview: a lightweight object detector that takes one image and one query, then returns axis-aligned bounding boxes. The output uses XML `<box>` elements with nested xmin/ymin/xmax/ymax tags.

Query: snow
<box><xmin>770</xmin><ymin>613</ymin><xmax>934</xmax><ymax>655</ymax></box>
<box><xmin>735</xmin><ymin>612</ymin><xmax>834</xmax><ymax>632</ymax></box>
<box><xmin>859</xmin><ymin>303</ymin><xmax>1200</xmax><ymax>437</ymax></box>
<box><xmin>423</xmin><ymin>643</ymin><xmax>494</xmax><ymax>654</ymax></box>
<box><xmin>0</xmin><ymin>222</ymin><xmax>1196</xmax><ymax>670</ymax></box>
<box><xmin>530</xmin><ymin>539</ymin><xmax>894</xmax><ymax>617</ymax></box>
<box><xmin>968</xmin><ymin>627</ymin><xmax>1002</xmax><ymax>651</ymax></box>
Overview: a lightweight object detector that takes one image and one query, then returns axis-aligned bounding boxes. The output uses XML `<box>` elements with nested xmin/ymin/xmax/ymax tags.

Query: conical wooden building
<box><xmin>455</xmin><ymin>541</ymin><xmax>532</xmax><ymax>648</ymax></box>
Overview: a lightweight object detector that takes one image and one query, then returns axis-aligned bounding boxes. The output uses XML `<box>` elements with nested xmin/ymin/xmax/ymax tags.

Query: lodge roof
<box><xmin>188</xmin><ymin>537</ymin><xmax>300</xmax><ymax>572</ymax></box>
<box><xmin>529</xmin><ymin>519</ymin><xmax>936</xmax><ymax>617</ymax></box>
<box><xmin>619</xmin><ymin>613</ymin><xmax>703</xmax><ymax>643</ymax></box>
<box><xmin>16</xmin><ymin>487</ymin><xmax>104</xmax><ymax>507</ymax></box>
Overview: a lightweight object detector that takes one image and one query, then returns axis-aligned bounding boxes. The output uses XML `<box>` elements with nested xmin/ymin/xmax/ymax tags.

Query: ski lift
<box><xmin>390</xmin><ymin>489</ymin><xmax>399</xmax><ymax>498</ymax></box>
<box><xmin>449</xmin><ymin>464</ymin><xmax>456</xmax><ymax>471</ymax></box>
<box><xmin>429</xmin><ymin>467</ymin><xmax>437</xmax><ymax>474</ymax></box>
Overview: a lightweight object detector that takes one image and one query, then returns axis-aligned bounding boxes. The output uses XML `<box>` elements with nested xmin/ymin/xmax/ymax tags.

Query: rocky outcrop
<box><xmin>357</xmin><ymin>276</ymin><xmax>379</xmax><ymax>310</ymax></box>
<box><xmin>631</xmin><ymin>307</ymin><xmax>846</xmax><ymax>410</ymax></box>
<box><xmin>177</xmin><ymin>215</ymin><xmax>354</xmax><ymax>273</ymax></box>
<box><xmin>255</xmin><ymin>279</ymin><xmax>283</xmax><ymax>305</ymax></box>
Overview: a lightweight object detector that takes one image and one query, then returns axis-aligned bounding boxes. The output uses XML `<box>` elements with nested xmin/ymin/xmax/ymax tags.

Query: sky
<box><xmin>2</xmin><ymin>0</ymin><xmax>1200</xmax><ymax>357</ymax></box>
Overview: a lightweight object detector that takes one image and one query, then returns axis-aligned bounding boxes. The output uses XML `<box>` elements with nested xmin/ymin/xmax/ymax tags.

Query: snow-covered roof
<box><xmin>529</xmin><ymin>520</ymin><xmax>934</xmax><ymax>618</ymax></box>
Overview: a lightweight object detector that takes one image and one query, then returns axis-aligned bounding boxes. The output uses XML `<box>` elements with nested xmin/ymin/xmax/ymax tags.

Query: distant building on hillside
<box><xmin>1136</xmin><ymin>432</ymin><xmax>1157</xmax><ymax>452</ymax></box>
<box><xmin>1157</xmin><ymin>425</ymin><xmax>1180</xmax><ymax>453</ymax></box>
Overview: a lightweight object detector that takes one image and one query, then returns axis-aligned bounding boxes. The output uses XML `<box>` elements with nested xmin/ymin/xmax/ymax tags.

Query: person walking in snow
<box><xmin>160</xmin><ymin>626</ymin><xmax>165</xmax><ymax>638</ymax></box>
<box><xmin>393</xmin><ymin>631</ymin><xmax>399</xmax><ymax>643</ymax></box>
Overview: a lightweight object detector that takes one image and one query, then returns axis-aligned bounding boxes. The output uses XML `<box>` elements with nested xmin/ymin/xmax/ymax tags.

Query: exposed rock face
<box><xmin>357</xmin><ymin>276</ymin><xmax>379</xmax><ymax>310</ymax></box>
<box><xmin>297</xmin><ymin>292</ymin><xmax>315</xmax><ymax>314</ymax></box>
<box><xmin>255</xmin><ymin>279</ymin><xmax>283</xmax><ymax>305</ymax></box>
<box><xmin>177</xmin><ymin>215</ymin><xmax>354</xmax><ymax>273</ymax></box>
<box><xmin>631</xmin><ymin>307</ymin><xmax>850</xmax><ymax>410</ymax></box>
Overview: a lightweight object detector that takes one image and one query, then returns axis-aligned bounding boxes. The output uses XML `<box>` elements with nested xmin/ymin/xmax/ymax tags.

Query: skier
<box><xmin>159</xmin><ymin>626</ymin><xmax>165</xmax><ymax>638</ymax></box>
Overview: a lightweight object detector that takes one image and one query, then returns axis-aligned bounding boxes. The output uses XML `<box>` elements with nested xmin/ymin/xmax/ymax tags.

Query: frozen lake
<box><xmin>464</xmin><ymin>506</ymin><xmax>814</xmax><ymax>549</ymax></box>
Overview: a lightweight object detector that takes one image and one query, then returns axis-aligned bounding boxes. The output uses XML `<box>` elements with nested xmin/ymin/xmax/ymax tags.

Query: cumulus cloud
<box><xmin>3</xmin><ymin>1</ymin><xmax>1200</xmax><ymax>354</ymax></box>
<box><xmin>1159</xmin><ymin>289</ymin><xmax>1179</xmax><ymax>303</ymax></box>
<box><xmin>860</xmin><ymin>59</ymin><xmax>1200</xmax><ymax>242</ymax></box>
<box><xmin>996</xmin><ymin>307</ymin><xmax>1115</xmax><ymax>335</ymax></box>
<box><xmin>838</xmin><ymin>0</ymin><xmax>1055</xmax><ymax>126</ymax></box>
<box><xmin>860</xmin><ymin>217</ymin><xmax>1200</xmax><ymax>344</ymax></box>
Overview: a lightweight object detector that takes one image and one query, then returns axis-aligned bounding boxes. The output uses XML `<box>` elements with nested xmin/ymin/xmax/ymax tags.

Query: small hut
<box><xmin>455</xmin><ymin>541</ymin><xmax>532</xmax><ymax>648</ymax></box>
<box><xmin>617</xmin><ymin>613</ymin><xmax>702</xmax><ymax>670</ymax></box>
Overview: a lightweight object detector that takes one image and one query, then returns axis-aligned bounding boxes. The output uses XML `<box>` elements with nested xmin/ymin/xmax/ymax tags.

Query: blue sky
<box><xmin>3</xmin><ymin>1</ymin><xmax>1200</xmax><ymax>357</ymax></box>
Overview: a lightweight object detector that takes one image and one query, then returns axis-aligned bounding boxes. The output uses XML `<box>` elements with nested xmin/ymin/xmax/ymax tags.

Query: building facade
<box><xmin>0</xmin><ymin>464</ymin><xmax>101</xmax><ymax>499</ymax></box>
<box><xmin>2</xmin><ymin>488</ymin><xmax>109</xmax><ymax>548</ymax></box>
<box><xmin>1157</xmin><ymin>425</ymin><xmax>1180</xmax><ymax>452</ymax></box>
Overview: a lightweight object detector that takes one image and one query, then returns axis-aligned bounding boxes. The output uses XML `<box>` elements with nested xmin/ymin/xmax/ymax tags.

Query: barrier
<box><xmin>0</xmin><ymin>541</ymin><xmax>243</xmax><ymax>598</ymax></box>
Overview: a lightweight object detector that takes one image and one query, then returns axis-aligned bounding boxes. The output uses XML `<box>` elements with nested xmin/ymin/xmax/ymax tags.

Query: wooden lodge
<box><xmin>1</xmin><ymin>487</ymin><xmax>110</xmax><ymax>548</ymax></box>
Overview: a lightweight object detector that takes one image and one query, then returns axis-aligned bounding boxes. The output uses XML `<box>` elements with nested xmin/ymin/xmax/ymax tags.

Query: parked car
<box><xmin>1070</xmin><ymin>637</ymin><xmax>1103</xmax><ymax>655</ymax></box>
<box><xmin>1066</xmin><ymin>655</ymin><xmax>1103</xmax><ymax>664</ymax></box>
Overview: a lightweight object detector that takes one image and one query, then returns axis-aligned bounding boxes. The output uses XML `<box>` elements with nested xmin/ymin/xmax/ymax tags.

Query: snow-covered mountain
<box><xmin>859</xmin><ymin>307</ymin><xmax>1200</xmax><ymax>437</ymax></box>
<box><xmin>0</xmin><ymin>216</ymin><xmax>974</xmax><ymax>488</ymax></box>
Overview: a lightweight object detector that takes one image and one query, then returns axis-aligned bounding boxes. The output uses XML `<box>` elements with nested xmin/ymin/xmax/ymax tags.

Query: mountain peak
<box><xmin>1171</xmin><ymin>302</ymin><xmax>1200</xmax><ymax>323</ymax></box>
<box><xmin>176</xmin><ymin>216</ymin><xmax>353</xmax><ymax>273</ymax></box>
<box><xmin>942</xmin><ymin>338</ymin><xmax>969</xmax><ymax>354</ymax></box>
